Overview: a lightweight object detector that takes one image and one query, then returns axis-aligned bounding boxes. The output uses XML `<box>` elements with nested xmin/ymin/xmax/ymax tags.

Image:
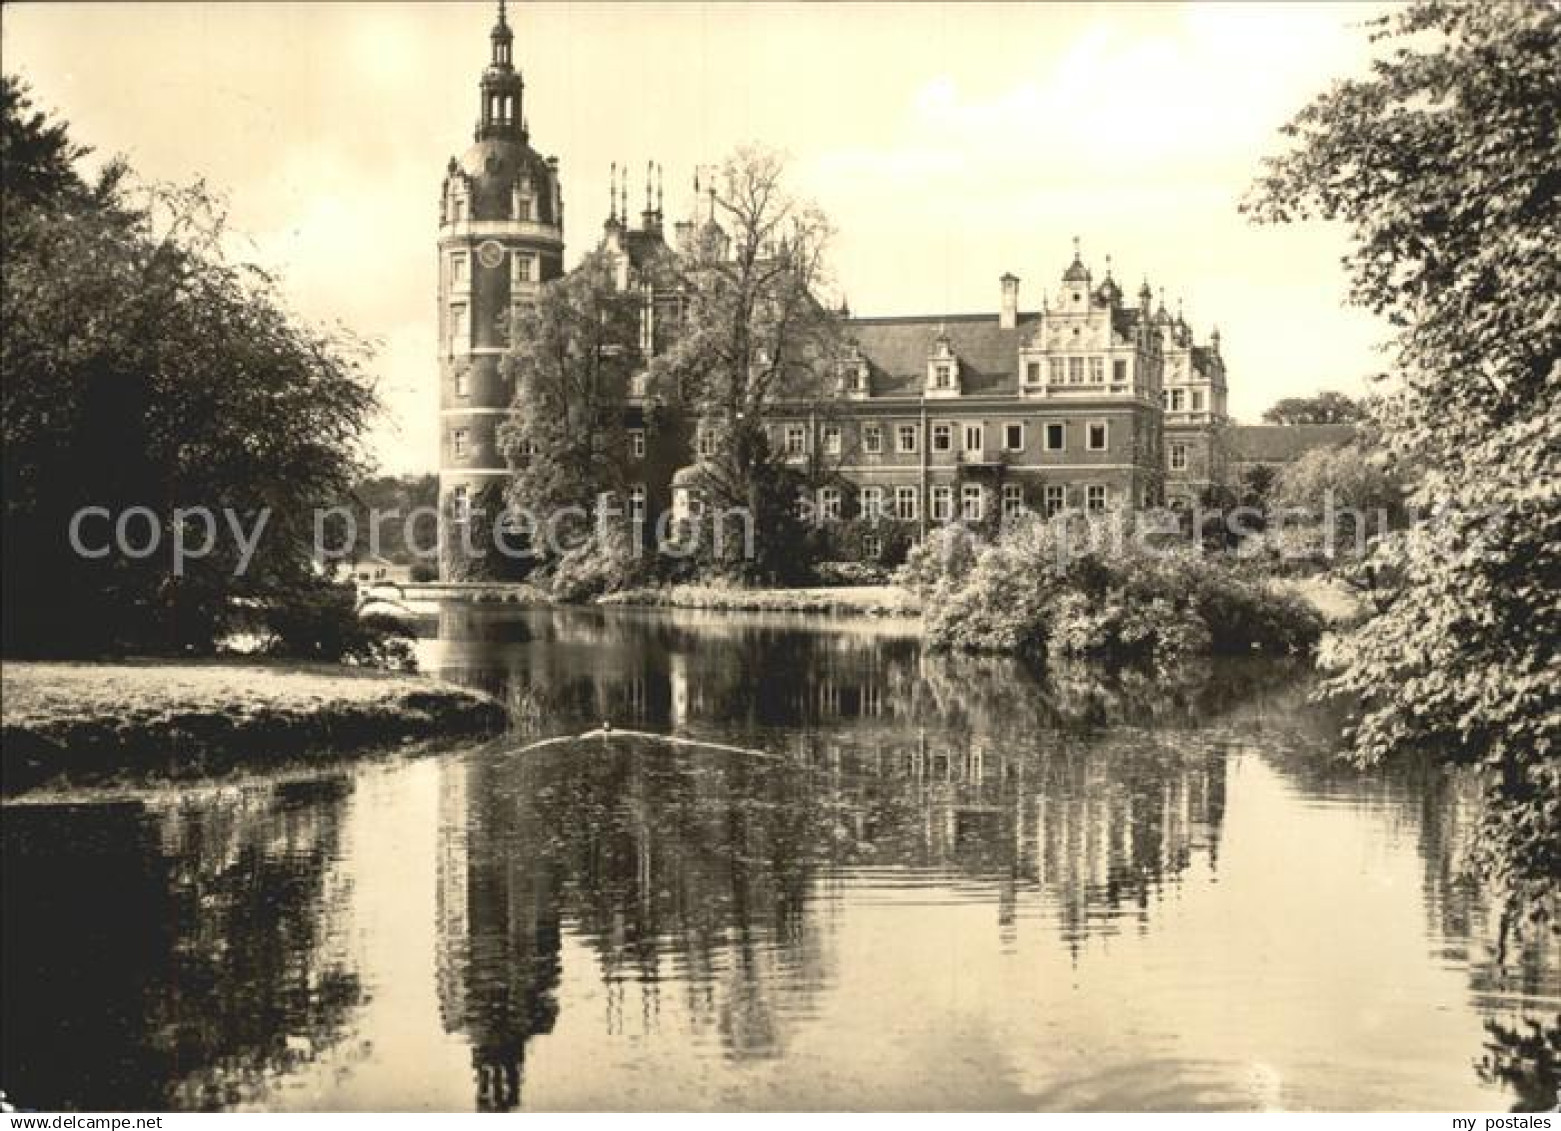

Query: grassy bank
<box><xmin>600</xmin><ymin>583</ymin><xmax>922</xmax><ymax>617</ymax></box>
<box><xmin>1</xmin><ymin>659</ymin><xmax>507</xmax><ymax>795</ymax></box>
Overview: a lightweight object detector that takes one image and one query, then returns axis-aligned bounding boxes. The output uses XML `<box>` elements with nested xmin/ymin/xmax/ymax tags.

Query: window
<box><xmin>860</xmin><ymin>486</ymin><xmax>885</xmax><ymax>520</ymax></box>
<box><xmin>819</xmin><ymin>486</ymin><xmax>842</xmax><ymax>521</ymax></box>
<box><xmin>1113</xmin><ymin>359</ymin><xmax>1128</xmax><ymax>383</ymax></box>
<box><xmin>1089</xmin><ymin>357</ymin><xmax>1104</xmax><ymax>384</ymax></box>
<box><xmin>516</xmin><ymin>196</ymin><xmax>533</xmax><ymax>222</ymax></box>
<box><xmin>932</xmin><ymin>423</ymin><xmax>953</xmax><ymax>452</ymax></box>
<box><xmin>894</xmin><ymin>486</ymin><xmax>918</xmax><ymax>521</ymax></box>
<box><xmin>451</xmin><ymin>196</ymin><xmax>467</xmax><ymax>222</ymax></box>
<box><xmin>697</xmin><ymin>429</ymin><xmax>717</xmax><ymax>458</ymax></box>
<box><xmin>934</xmin><ymin>363</ymin><xmax>953</xmax><ymax>389</ymax></box>
<box><xmin>1044</xmin><ymin>485</ymin><xmax>1066</xmax><ymax>517</ymax></box>
<box><xmin>512</xmin><ymin>254</ymin><xmax>535</xmax><ymax>285</ymax></box>
<box><xmin>1049</xmin><ymin>358</ymin><xmax>1065</xmax><ymax>383</ymax></box>
<box><xmin>963</xmin><ymin>424</ymin><xmax>983</xmax><ymax>453</ymax></box>
<box><xmin>896</xmin><ymin>424</ymin><xmax>918</xmax><ymax>453</ymax></box>
<box><xmin>862</xmin><ymin>534</ymin><xmax>882</xmax><ymax>559</ymax></box>
<box><xmin>452</xmin><ymin>485</ymin><xmax>470</xmax><ymax>522</ymax></box>
<box><xmin>1026</xmin><ymin>361</ymin><xmax>1042</xmax><ymax>384</ymax></box>
<box><xmin>862</xmin><ymin>423</ymin><xmax>883</xmax><ymax>454</ymax></box>
<box><xmin>452</xmin><ymin>427</ymin><xmax>469</xmax><ymax>457</ymax></box>
<box><xmin>1044</xmin><ymin>422</ymin><xmax>1066</xmax><ymax>451</ymax></box>
<box><xmin>1086</xmin><ymin>484</ymin><xmax>1108</xmax><ymax>512</ymax></box>
<box><xmin>629</xmin><ymin>429</ymin><xmax>646</xmax><ymax>458</ymax></box>
<box><xmin>1191</xmin><ymin>390</ymin><xmax>1205</xmax><ymax>411</ymax></box>
<box><xmin>1169</xmin><ymin>443</ymin><xmax>1187</xmax><ymax>471</ymax></box>
<box><xmin>784</xmin><ymin>424</ymin><xmax>807</xmax><ymax>455</ymax></box>
<box><xmin>454</xmin><ymin>368</ymin><xmax>469</xmax><ymax>397</ymax></box>
<box><xmin>930</xmin><ymin>485</ymin><xmax>953</xmax><ymax>521</ymax></box>
<box><xmin>1068</xmin><ymin>357</ymin><xmax>1084</xmax><ymax>383</ymax></box>
<box><xmin>1170</xmin><ymin>388</ymin><xmax>1186</xmax><ymax>412</ymax></box>
<box><xmin>822</xmin><ymin>425</ymin><xmax>842</xmax><ymax>455</ymax></box>
<box><xmin>961</xmin><ymin>483</ymin><xmax>983</xmax><ymax>521</ymax></box>
<box><xmin>628</xmin><ymin>485</ymin><xmax>646</xmax><ymax>522</ymax></box>
<box><xmin>1086</xmin><ymin>421</ymin><xmax>1109</xmax><ymax>451</ymax></box>
<box><xmin>449</xmin><ymin>302</ymin><xmax>469</xmax><ymax>353</ymax></box>
<box><xmin>519</xmin><ymin>437</ymin><xmax>538</xmax><ymax>457</ymax></box>
<box><xmin>1002</xmin><ymin>483</ymin><xmax>1025</xmax><ymax>519</ymax></box>
<box><xmin>1003</xmin><ymin>422</ymin><xmax>1024</xmax><ymax>451</ymax></box>
<box><xmin>450</xmin><ymin>252</ymin><xmax>469</xmax><ymax>287</ymax></box>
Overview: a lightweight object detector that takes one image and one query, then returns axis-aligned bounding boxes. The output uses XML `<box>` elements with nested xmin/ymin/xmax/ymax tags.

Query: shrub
<box><xmin>812</xmin><ymin>560</ymin><xmax>889</xmax><ymax>586</ymax></box>
<box><xmin>895</xmin><ymin>524</ymin><xmax>981</xmax><ymax>595</ymax></box>
<box><xmin>923</xmin><ymin>514</ymin><xmax>1323</xmax><ymax>666</ymax></box>
<box><xmin>250</xmin><ymin>576</ymin><xmax>416</xmax><ymax>671</ymax></box>
<box><xmin>546</xmin><ymin>526</ymin><xmax>649</xmax><ymax>603</ymax></box>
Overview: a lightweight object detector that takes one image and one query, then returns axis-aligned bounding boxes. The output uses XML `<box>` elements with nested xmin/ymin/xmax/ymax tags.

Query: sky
<box><xmin>4</xmin><ymin>1</ymin><xmax>1393</xmax><ymax>475</ymax></box>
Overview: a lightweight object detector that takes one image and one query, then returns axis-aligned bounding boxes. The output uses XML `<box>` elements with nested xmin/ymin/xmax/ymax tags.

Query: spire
<box><xmin>607</xmin><ymin>162</ymin><xmax>619</xmax><ymax>225</ymax></box>
<box><xmin>476</xmin><ymin>0</ymin><xmax>525</xmax><ymax>141</ymax></box>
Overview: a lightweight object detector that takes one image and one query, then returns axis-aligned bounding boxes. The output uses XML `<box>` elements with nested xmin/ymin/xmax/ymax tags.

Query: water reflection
<box><xmin>2</xmin><ymin>779</ymin><xmax>361</xmax><ymax>1110</ymax></box>
<box><xmin>2</xmin><ymin>607</ymin><xmax>1556</xmax><ymax>1111</ymax></box>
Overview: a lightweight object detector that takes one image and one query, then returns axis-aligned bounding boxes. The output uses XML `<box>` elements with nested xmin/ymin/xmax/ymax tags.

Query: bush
<box><xmin>812</xmin><ymin>560</ymin><xmax>889</xmax><ymax>586</ymax></box>
<box><xmin>545</xmin><ymin>525</ymin><xmax>649</xmax><ymax>603</ymax></box>
<box><xmin>895</xmin><ymin>524</ymin><xmax>981</xmax><ymax>595</ymax></box>
<box><xmin>923</xmin><ymin>514</ymin><xmax>1322</xmax><ymax>667</ymax></box>
<box><xmin>250</xmin><ymin>576</ymin><xmax>416</xmax><ymax>671</ymax></box>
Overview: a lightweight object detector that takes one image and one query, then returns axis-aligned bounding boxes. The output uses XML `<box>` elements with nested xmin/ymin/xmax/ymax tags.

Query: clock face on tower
<box><xmin>477</xmin><ymin>240</ymin><xmax>505</xmax><ymax>270</ymax></box>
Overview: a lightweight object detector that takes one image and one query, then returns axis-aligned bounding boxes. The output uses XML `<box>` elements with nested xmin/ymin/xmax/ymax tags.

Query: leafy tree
<box><xmin>1261</xmin><ymin>390</ymin><xmax>1367</xmax><ymax>425</ymax></box>
<box><xmin>1246</xmin><ymin>2</ymin><xmax>1560</xmax><ymax>933</ymax></box>
<box><xmin>648</xmin><ymin>147</ymin><xmax>843</xmax><ymax>583</ymax></box>
<box><xmin>2</xmin><ymin>73</ymin><xmax>383</xmax><ymax>658</ymax></box>
<box><xmin>497</xmin><ymin>250</ymin><xmax>643</xmax><ymax>559</ymax></box>
<box><xmin>1270</xmin><ymin>441</ymin><xmax>1408</xmax><ymax>559</ymax></box>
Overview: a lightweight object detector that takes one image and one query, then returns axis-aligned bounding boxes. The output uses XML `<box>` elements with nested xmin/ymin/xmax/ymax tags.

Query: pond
<box><xmin>3</xmin><ymin>606</ymin><xmax>1556</xmax><ymax>1111</ymax></box>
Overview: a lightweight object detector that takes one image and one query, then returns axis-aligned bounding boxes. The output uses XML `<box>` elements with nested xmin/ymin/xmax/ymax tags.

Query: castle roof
<box><xmin>845</xmin><ymin>313</ymin><xmax>1038</xmax><ymax>396</ymax></box>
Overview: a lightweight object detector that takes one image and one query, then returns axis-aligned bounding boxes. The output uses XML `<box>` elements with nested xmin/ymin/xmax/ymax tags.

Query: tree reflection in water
<box><xmin>1</xmin><ymin>777</ymin><xmax>361</xmax><ymax>1111</ymax></box>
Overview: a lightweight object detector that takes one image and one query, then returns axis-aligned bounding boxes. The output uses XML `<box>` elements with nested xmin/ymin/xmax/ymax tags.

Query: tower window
<box><xmin>1170</xmin><ymin>443</ymin><xmax>1188</xmax><ymax>471</ymax></box>
<box><xmin>1004</xmin><ymin>422</ymin><xmax>1024</xmax><ymax>451</ymax></box>
<box><xmin>1089</xmin><ymin>357</ymin><xmax>1104</xmax><ymax>383</ymax></box>
<box><xmin>862</xmin><ymin>424</ymin><xmax>883</xmax><ymax>454</ymax></box>
<box><xmin>452</xmin><ymin>428</ymin><xmax>470</xmax><ymax>457</ymax></box>
<box><xmin>932</xmin><ymin>423</ymin><xmax>952</xmax><ymax>452</ymax></box>
<box><xmin>1044</xmin><ymin>422</ymin><xmax>1065</xmax><ymax>451</ymax></box>
<box><xmin>1086</xmin><ymin>421</ymin><xmax>1109</xmax><ymax>451</ymax></box>
<box><xmin>629</xmin><ymin>429</ymin><xmax>646</xmax><ymax>458</ymax></box>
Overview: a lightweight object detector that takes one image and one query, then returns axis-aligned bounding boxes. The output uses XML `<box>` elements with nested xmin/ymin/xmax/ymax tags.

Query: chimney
<box><xmin>999</xmin><ymin>273</ymin><xmax>1020</xmax><ymax>329</ymax></box>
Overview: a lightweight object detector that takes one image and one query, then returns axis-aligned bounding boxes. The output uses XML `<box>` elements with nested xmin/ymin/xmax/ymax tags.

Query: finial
<box><xmin>655</xmin><ymin>163</ymin><xmax>663</xmax><ymax>214</ymax></box>
<box><xmin>645</xmin><ymin>161</ymin><xmax>654</xmax><ymax>212</ymax></box>
<box><xmin>497</xmin><ymin>0</ymin><xmax>507</xmax><ymax>27</ymax></box>
<box><xmin>1158</xmin><ymin>286</ymin><xmax>1167</xmax><ymax>310</ymax></box>
<box><xmin>1104</xmin><ymin>253</ymin><xmax>1113</xmax><ymax>279</ymax></box>
<box><xmin>1072</xmin><ymin>235</ymin><xmax>1080</xmax><ymax>260</ymax></box>
<box><xmin>609</xmin><ymin>162</ymin><xmax>617</xmax><ymax>222</ymax></box>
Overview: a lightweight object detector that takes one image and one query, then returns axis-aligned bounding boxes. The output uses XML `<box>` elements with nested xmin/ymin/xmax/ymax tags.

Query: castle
<box><xmin>436</xmin><ymin>4</ymin><xmax>1229</xmax><ymax>573</ymax></box>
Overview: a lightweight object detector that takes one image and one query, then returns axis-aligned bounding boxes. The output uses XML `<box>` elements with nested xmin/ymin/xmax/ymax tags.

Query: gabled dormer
<box><xmin>838</xmin><ymin>342</ymin><xmax>871</xmax><ymax>399</ymax></box>
<box><xmin>925</xmin><ymin>329</ymin><xmax>961</xmax><ymax>398</ymax></box>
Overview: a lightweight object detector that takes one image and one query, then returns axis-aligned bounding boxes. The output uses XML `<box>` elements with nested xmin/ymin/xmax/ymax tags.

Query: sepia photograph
<box><xmin>1</xmin><ymin>0</ymin><xmax>1557</xmax><ymax>1116</ymax></box>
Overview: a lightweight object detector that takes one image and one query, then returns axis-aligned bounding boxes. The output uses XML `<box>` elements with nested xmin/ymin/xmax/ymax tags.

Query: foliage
<box><xmin>439</xmin><ymin>481</ymin><xmax>530</xmax><ymax>583</ymax></box>
<box><xmin>648</xmin><ymin>146</ymin><xmax>844</xmax><ymax>583</ymax></box>
<box><xmin>545</xmin><ymin>524</ymin><xmax>650</xmax><ymax>603</ymax></box>
<box><xmin>248</xmin><ymin>576</ymin><xmax>416</xmax><ymax>671</ymax></box>
<box><xmin>1246</xmin><ymin>1</ymin><xmax>1560</xmax><ymax>928</ymax></box>
<box><xmin>894</xmin><ymin>523</ymin><xmax>981</xmax><ymax>595</ymax></box>
<box><xmin>924</xmin><ymin>516</ymin><xmax>1323</xmax><ymax>667</ymax></box>
<box><xmin>341</xmin><ymin>473</ymin><xmax>438</xmax><ymax>565</ymax></box>
<box><xmin>1270</xmin><ymin>441</ymin><xmax>1409</xmax><ymax>560</ymax></box>
<box><xmin>497</xmin><ymin>251</ymin><xmax>643</xmax><ymax>555</ymax></box>
<box><xmin>1</xmin><ymin>76</ymin><xmax>381</xmax><ymax>658</ymax></box>
<box><xmin>1261</xmin><ymin>390</ymin><xmax>1367</xmax><ymax>426</ymax></box>
<box><xmin>812</xmin><ymin>560</ymin><xmax>889</xmax><ymax>586</ymax></box>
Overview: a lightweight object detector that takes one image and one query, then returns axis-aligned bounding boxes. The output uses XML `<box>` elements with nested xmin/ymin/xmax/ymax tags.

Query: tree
<box><xmin>498</xmin><ymin>252</ymin><xmax>643</xmax><ymax>534</ymax></box>
<box><xmin>2</xmin><ymin>74</ymin><xmax>382</xmax><ymax>657</ymax></box>
<box><xmin>1261</xmin><ymin>390</ymin><xmax>1367</xmax><ymax>426</ymax></box>
<box><xmin>1270</xmin><ymin>442</ymin><xmax>1408</xmax><ymax>559</ymax></box>
<box><xmin>648</xmin><ymin>147</ymin><xmax>844</xmax><ymax>583</ymax></box>
<box><xmin>1246</xmin><ymin>2</ymin><xmax>1560</xmax><ymax>934</ymax></box>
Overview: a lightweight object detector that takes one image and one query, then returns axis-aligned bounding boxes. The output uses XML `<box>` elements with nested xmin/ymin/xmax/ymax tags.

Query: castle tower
<box><xmin>437</xmin><ymin>0</ymin><xmax>564</xmax><ymax>574</ymax></box>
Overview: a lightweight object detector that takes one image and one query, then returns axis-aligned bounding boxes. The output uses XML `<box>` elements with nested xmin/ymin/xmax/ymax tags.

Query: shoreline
<box><xmin>0</xmin><ymin>658</ymin><xmax>507</xmax><ymax>796</ymax></box>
